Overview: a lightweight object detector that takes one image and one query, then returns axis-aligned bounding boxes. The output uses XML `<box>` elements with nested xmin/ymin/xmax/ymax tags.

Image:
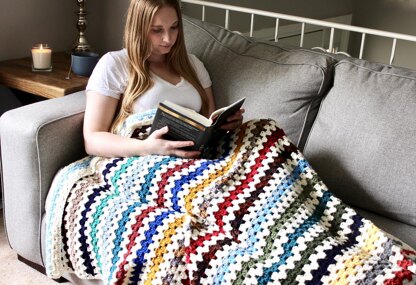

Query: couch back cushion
<box><xmin>304</xmin><ymin>58</ymin><xmax>416</xmax><ymax>226</ymax></box>
<box><xmin>183</xmin><ymin>17</ymin><xmax>336</xmax><ymax>150</ymax></box>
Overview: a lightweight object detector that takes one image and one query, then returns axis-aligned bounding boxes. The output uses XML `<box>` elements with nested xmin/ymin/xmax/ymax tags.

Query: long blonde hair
<box><xmin>111</xmin><ymin>0</ymin><xmax>209</xmax><ymax>133</ymax></box>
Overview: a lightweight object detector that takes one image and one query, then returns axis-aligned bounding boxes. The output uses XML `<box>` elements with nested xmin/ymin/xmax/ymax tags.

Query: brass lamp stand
<box><xmin>73</xmin><ymin>0</ymin><xmax>94</xmax><ymax>52</ymax></box>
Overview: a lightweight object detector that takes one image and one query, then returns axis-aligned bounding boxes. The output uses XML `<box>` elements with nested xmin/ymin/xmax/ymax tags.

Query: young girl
<box><xmin>83</xmin><ymin>0</ymin><xmax>244</xmax><ymax>158</ymax></box>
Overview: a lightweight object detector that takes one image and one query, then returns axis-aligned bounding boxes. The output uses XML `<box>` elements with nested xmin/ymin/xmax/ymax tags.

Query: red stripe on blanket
<box><xmin>115</xmin><ymin>206</ymin><xmax>158</xmax><ymax>284</ymax></box>
<box><xmin>115</xmin><ymin>160</ymin><xmax>196</xmax><ymax>282</ymax></box>
<box><xmin>384</xmin><ymin>250</ymin><xmax>415</xmax><ymax>285</ymax></box>
<box><xmin>157</xmin><ymin>160</ymin><xmax>196</xmax><ymax>207</ymax></box>
<box><xmin>186</xmin><ymin>127</ymin><xmax>283</xmax><ymax>256</ymax></box>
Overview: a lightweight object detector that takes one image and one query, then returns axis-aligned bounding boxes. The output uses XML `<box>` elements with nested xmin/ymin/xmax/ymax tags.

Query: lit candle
<box><xmin>31</xmin><ymin>44</ymin><xmax>52</xmax><ymax>70</ymax></box>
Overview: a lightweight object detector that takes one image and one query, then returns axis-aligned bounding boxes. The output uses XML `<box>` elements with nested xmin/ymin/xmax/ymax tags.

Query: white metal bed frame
<box><xmin>182</xmin><ymin>0</ymin><xmax>416</xmax><ymax>65</ymax></box>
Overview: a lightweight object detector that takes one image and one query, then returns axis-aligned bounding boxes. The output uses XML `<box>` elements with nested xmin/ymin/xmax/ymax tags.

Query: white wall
<box><xmin>351</xmin><ymin>0</ymin><xmax>416</xmax><ymax>69</ymax></box>
<box><xmin>0</xmin><ymin>0</ymin><xmax>125</xmax><ymax>61</ymax></box>
<box><xmin>182</xmin><ymin>0</ymin><xmax>354</xmax><ymax>19</ymax></box>
<box><xmin>87</xmin><ymin>0</ymin><xmax>129</xmax><ymax>55</ymax></box>
<box><xmin>183</xmin><ymin>0</ymin><xmax>354</xmax><ymax>34</ymax></box>
<box><xmin>0</xmin><ymin>0</ymin><xmax>75</xmax><ymax>61</ymax></box>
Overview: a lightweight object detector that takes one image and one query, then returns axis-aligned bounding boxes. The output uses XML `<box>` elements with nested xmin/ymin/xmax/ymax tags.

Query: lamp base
<box><xmin>73</xmin><ymin>0</ymin><xmax>94</xmax><ymax>53</ymax></box>
<box><xmin>72</xmin><ymin>44</ymin><xmax>94</xmax><ymax>53</ymax></box>
<box><xmin>72</xmin><ymin>33</ymin><xmax>94</xmax><ymax>52</ymax></box>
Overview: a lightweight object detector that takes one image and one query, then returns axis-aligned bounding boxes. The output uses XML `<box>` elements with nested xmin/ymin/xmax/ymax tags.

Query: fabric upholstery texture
<box><xmin>304</xmin><ymin>58</ymin><xmax>416</xmax><ymax>228</ymax></box>
<box><xmin>0</xmin><ymin>91</ymin><xmax>86</xmax><ymax>265</ymax></box>
<box><xmin>183</xmin><ymin>17</ymin><xmax>336</xmax><ymax>150</ymax></box>
<box><xmin>355</xmin><ymin>207</ymin><xmax>416</xmax><ymax>248</ymax></box>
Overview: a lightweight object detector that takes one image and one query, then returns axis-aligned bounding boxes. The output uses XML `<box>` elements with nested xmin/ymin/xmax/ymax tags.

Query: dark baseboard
<box><xmin>17</xmin><ymin>255</ymin><xmax>68</xmax><ymax>283</ymax></box>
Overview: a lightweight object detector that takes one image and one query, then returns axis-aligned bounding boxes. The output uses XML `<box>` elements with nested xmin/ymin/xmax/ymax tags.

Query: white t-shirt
<box><xmin>86</xmin><ymin>49</ymin><xmax>212</xmax><ymax>112</ymax></box>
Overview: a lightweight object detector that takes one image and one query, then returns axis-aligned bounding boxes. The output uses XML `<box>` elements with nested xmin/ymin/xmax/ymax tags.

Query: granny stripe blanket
<box><xmin>45</xmin><ymin>110</ymin><xmax>416</xmax><ymax>285</ymax></box>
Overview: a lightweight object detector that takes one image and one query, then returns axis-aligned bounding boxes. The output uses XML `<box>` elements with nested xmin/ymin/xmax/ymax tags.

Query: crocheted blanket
<box><xmin>45</xmin><ymin>110</ymin><xmax>416</xmax><ymax>285</ymax></box>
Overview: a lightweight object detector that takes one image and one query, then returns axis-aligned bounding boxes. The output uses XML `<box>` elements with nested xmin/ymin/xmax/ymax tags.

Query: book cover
<box><xmin>150</xmin><ymin>97</ymin><xmax>245</xmax><ymax>151</ymax></box>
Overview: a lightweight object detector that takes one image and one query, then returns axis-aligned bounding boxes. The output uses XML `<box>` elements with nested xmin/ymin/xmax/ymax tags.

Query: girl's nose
<box><xmin>162</xmin><ymin>31</ymin><xmax>172</xmax><ymax>43</ymax></box>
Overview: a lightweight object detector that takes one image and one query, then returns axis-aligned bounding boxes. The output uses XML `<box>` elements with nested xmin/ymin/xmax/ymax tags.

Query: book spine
<box><xmin>193</xmin><ymin>127</ymin><xmax>213</xmax><ymax>151</ymax></box>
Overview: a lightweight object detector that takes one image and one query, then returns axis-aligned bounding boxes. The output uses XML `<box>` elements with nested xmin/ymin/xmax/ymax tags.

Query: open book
<box><xmin>150</xmin><ymin>97</ymin><xmax>245</xmax><ymax>151</ymax></box>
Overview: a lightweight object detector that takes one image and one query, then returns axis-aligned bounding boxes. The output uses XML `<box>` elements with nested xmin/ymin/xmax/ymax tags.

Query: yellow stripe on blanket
<box><xmin>330</xmin><ymin>224</ymin><xmax>381</xmax><ymax>285</ymax></box>
<box><xmin>184</xmin><ymin>124</ymin><xmax>247</xmax><ymax>215</ymax></box>
<box><xmin>146</xmin><ymin>125</ymin><xmax>248</xmax><ymax>285</ymax></box>
<box><xmin>145</xmin><ymin>215</ymin><xmax>187</xmax><ymax>285</ymax></box>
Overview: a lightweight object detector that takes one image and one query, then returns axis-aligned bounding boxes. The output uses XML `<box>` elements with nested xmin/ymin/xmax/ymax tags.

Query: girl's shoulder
<box><xmin>101</xmin><ymin>49</ymin><xmax>129</xmax><ymax>68</ymax></box>
<box><xmin>188</xmin><ymin>53</ymin><xmax>202</xmax><ymax>65</ymax></box>
<box><xmin>187</xmin><ymin>53</ymin><xmax>212</xmax><ymax>88</ymax></box>
<box><xmin>86</xmin><ymin>49</ymin><xmax>129</xmax><ymax>99</ymax></box>
<box><xmin>187</xmin><ymin>53</ymin><xmax>207</xmax><ymax>72</ymax></box>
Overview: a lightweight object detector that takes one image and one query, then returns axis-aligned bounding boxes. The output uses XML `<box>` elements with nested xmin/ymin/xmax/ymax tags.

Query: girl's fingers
<box><xmin>151</xmin><ymin>126</ymin><xmax>169</xmax><ymax>138</ymax></box>
<box><xmin>173</xmin><ymin>150</ymin><xmax>201</xmax><ymax>158</ymax></box>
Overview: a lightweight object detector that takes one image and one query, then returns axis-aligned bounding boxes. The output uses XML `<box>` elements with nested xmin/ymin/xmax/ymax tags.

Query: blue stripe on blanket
<box><xmin>169</xmin><ymin>129</ymin><xmax>235</xmax><ymax>212</ymax></box>
<box><xmin>257</xmin><ymin>190</ymin><xmax>332</xmax><ymax>284</ymax></box>
<box><xmin>212</xmin><ymin>159</ymin><xmax>310</xmax><ymax>285</ymax></box>
<box><xmin>171</xmin><ymin>160</ymin><xmax>214</xmax><ymax>211</ymax></box>
<box><xmin>79</xmin><ymin>158</ymin><xmax>125</xmax><ymax>275</ymax></box>
<box><xmin>306</xmin><ymin>214</ymin><xmax>363</xmax><ymax>284</ymax></box>
<box><xmin>107</xmin><ymin>156</ymin><xmax>178</xmax><ymax>277</ymax></box>
<box><xmin>141</xmin><ymin>156</ymin><xmax>177</xmax><ymax>202</ymax></box>
<box><xmin>45</xmin><ymin>156</ymin><xmax>94</xmax><ymax>276</ymax></box>
<box><xmin>108</xmin><ymin>201</ymin><xmax>145</xmax><ymax>279</ymax></box>
<box><xmin>128</xmin><ymin>210</ymin><xmax>175</xmax><ymax>285</ymax></box>
<box><xmin>87</xmin><ymin>158</ymin><xmax>129</xmax><ymax>273</ymax></box>
<box><xmin>101</xmin><ymin>156</ymin><xmax>172</xmax><ymax>275</ymax></box>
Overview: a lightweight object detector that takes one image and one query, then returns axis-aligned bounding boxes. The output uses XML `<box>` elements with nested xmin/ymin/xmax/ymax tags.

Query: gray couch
<box><xmin>1</xmin><ymin>16</ymin><xmax>415</xmax><ymax>284</ymax></box>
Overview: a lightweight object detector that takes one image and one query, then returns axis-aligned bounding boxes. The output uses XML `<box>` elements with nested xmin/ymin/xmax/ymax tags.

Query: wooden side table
<box><xmin>0</xmin><ymin>52</ymin><xmax>89</xmax><ymax>100</ymax></box>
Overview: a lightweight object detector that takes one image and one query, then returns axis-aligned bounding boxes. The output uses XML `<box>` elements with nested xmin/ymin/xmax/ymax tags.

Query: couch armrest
<box><xmin>0</xmin><ymin>91</ymin><xmax>86</xmax><ymax>266</ymax></box>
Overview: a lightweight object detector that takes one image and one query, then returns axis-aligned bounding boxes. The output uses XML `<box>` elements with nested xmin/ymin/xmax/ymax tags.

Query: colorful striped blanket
<box><xmin>45</xmin><ymin>110</ymin><xmax>416</xmax><ymax>284</ymax></box>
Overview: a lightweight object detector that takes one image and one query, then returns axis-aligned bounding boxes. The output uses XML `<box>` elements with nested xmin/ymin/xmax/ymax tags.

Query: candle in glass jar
<box><xmin>31</xmin><ymin>44</ymin><xmax>52</xmax><ymax>70</ymax></box>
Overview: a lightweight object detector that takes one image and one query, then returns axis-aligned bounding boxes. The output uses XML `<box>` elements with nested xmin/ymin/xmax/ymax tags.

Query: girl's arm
<box><xmin>83</xmin><ymin>91</ymin><xmax>201</xmax><ymax>158</ymax></box>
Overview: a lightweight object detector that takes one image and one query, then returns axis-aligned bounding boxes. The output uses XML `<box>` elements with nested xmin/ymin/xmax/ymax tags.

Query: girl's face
<box><xmin>148</xmin><ymin>5</ymin><xmax>179</xmax><ymax>58</ymax></box>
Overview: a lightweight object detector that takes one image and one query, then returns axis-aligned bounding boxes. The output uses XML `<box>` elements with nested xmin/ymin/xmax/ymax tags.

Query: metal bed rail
<box><xmin>182</xmin><ymin>0</ymin><xmax>416</xmax><ymax>65</ymax></box>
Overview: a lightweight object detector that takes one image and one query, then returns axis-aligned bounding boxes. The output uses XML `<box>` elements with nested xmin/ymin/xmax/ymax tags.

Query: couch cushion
<box><xmin>354</xmin><ymin>207</ymin><xmax>416</xmax><ymax>249</ymax></box>
<box><xmin>183</xmin><ymin>17</ymin><xmax>336</xmax><ymax>150</ymax></box>
<box><xmin>304</xmin><ymin>58</ymin><xmax>416</xmax><ymax>227</ymax></box>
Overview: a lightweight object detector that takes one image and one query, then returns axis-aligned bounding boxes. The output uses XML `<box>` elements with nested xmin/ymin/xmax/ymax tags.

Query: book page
<box><xmin>162</xmin><ymin>101</ymin><xmax>212</xmax><ymax>126</ymax></box>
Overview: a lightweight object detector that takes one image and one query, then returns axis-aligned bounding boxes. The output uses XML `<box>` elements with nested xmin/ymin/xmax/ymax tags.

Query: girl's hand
<box><xmin>144</xmin><ymin>126</ymin><xmax>201</xmax><ymax>158</ymax></box>
<box><xmin>220</xmin><ymin>108</ymin><xmax>245</xmax><ymax>131</ymax></box>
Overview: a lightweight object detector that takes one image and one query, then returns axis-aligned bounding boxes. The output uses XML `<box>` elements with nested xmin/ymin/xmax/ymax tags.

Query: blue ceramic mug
<box><xmin>71</xmin><ymin>52</ymin><xmax>99</xmax><ymax>77</ymax></box>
